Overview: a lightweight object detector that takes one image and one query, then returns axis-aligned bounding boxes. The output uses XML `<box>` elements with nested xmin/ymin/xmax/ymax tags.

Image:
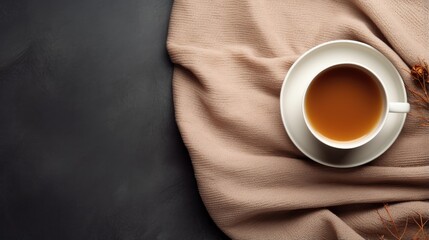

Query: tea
<box><xmin>304</xmin><ymin>65</ymin><xmax>383</xmax><ymax>141</ymax></box>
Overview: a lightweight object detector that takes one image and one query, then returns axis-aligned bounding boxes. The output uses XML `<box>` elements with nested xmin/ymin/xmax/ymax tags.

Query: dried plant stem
<box><xmin>377</xmin><ymin>204</ymin><xmax>406</xmax><ymax>240</ymax></box>
<box><xmin>377</xmin><ymin>204</ymin><xmax>429</xmax><ymax>240</ymax></box>
<box><xmin>399</xmin><ymin>218</ymin><xmax>409</xmax><ymax>240</ymax></box>
<box><xmin>412</xmin><ymin>213</ymin><xmax>429</xmax><ymax>240</ymax></box>
<box><xmin>385</xmin><ymin>204</ymin><xmax>401</xmax><ymax>237</ymax></box>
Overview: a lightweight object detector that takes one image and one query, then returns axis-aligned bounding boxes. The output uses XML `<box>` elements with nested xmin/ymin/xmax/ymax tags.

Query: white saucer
<box><xmin>280</xmin><ymin>40</ymin><xmax>408</xmax><ymax>168</ymax></box>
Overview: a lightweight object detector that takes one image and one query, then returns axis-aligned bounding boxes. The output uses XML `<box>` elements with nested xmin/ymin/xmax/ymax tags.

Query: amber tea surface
<box><xmin>305</xmin><ymin>65</ymin><xmax>383</xmax><ymax>141</ymax></box>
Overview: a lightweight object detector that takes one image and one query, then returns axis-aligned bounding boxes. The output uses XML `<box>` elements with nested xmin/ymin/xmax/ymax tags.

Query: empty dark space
<box><xmin>0</xmin><ymin>0</ymin><xmax>227</xmax><ymax>239</ymax></box>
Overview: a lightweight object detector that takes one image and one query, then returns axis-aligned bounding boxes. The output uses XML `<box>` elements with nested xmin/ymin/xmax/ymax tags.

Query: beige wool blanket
<box><xmin>167</xmin><ymin>1</ymin><xmax>429</xmax><ymax>239</ymax></box>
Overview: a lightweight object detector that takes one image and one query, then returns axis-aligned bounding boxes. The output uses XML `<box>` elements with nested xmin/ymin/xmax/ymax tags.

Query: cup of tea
<box><xmin>302</xmin><ymin>62</ymin><xmax>410</xmax><ymax>149</ymax></box>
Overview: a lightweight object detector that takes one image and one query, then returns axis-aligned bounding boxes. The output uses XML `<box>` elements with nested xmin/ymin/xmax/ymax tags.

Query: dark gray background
<box><xmin>0</xmin><ymin>0</ymin><xmax>227</xmax><ymax>239</ymax></box>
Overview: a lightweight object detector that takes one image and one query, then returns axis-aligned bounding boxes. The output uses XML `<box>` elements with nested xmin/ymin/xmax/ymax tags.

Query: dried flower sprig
<box><xmin>377</xmin><ymin>203</ymin><xmax>429</xmax><ymax>240</ymax></box>
<box><xmin>377</xmin><ymin>203</ymin><xmax>408</xmax><ymax>240</ymax></box>
<box><xmin>404</xmin><ymin>59</ymin><xmax>429</xmax><ymax>126</ymax></box>
<box><xmin>412</xmin><ymin>212</ymin><xmax>429</xmax><ymax>240</ymax></box>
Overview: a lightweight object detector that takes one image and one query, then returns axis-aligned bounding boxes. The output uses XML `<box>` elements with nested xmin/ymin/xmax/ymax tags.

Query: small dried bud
<box><xmin>410</xmin><ymin>62</ymin><xmax>428</xmax><ymax>83</ymax></box>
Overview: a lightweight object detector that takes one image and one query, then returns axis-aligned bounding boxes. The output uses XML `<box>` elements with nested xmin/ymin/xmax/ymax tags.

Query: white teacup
<box><xmin>302</xmin><ymin>62</ymin><xmax>410</xmax><ymax>149</ymax></box>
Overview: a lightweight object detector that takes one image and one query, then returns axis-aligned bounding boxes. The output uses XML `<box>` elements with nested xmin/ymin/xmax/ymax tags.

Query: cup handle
<box><xmin>389</xmin><ymin>102</ymin><xmax>410</xmax><ymax>113</ymax></box>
